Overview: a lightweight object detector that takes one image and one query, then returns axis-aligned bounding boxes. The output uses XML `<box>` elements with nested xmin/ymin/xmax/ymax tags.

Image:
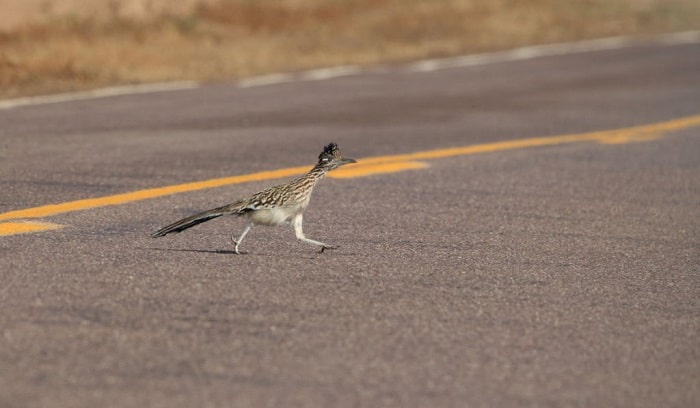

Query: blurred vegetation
<box><xmin>1</xmin><ymin>0</ymin><xmax>699</xmax><ymax>98</ymax></box>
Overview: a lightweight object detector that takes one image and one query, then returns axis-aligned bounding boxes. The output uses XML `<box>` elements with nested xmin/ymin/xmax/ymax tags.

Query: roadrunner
<box><xmin>150</xmin><ymin>143</ymin><xmax>356</xmax><ymax>254</ymax></box>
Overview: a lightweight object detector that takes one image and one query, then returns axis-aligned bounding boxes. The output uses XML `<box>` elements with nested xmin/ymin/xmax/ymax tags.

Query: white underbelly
<box><xmin>249</xmin><ymin>206</ymin><xmax>301</xmax><ymax>226</ymax></box>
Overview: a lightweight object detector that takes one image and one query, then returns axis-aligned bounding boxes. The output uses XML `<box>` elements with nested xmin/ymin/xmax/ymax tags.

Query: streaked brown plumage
<box><xmin>150</xmin><ymin>143</ymin><xmax>356</xmax><ymax>254</ymax></box>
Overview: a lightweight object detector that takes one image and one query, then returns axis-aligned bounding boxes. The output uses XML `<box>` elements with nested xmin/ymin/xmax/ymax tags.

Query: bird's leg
<box><xmin>230</xmin><ymin>222</ymin><xmax>252</xmax><ymax>254</ymax></box>
<box><xmin>292</xmin><ymin>213</ymin><xmax>335</xmax><ymax>252</ymax></box>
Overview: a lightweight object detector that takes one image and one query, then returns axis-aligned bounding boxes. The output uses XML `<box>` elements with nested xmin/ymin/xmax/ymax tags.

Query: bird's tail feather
<box><xmin>150</xmin><ymin>206</ymin><xmax>229</xmax><ymax>237</ymax></box>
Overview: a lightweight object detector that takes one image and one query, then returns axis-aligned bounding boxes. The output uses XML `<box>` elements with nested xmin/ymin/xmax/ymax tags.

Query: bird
<box><xmin>150</xmin><ymin>143</ymin><xmax>356</xmax><ymax>254</ymax></box>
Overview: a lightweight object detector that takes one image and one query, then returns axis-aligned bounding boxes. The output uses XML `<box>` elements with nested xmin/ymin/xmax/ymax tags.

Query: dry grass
<box><xmin>1</xmin><ymin>0</ymin><xmax>699</xmax><ymax>98</ymax></box>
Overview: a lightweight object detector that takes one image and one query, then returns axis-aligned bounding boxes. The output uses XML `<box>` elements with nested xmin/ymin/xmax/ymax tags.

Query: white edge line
<box><xmin>0</xmin><ymin>81</ymin><xmax>200</xmax><ymax>110</ymax></box>
<box><xmin>407</xmin><ymin>30</ymin><xmax>700</xmax><ymax>72</ymax></box>
<box><xmin>237</xmin><ymin>73</ymin><xmax>296</xmax><ymax>88</ymax></box>
<box><xmin>1</xmin><ymin>31</ymin><xmax>698</xmax><ymax>109</ymax></box>
<box><xmin>237</xmin><ymin>65</ymin><xmax>362</xmax><ymax>88</ymax></box>
<box><xmin>298</xmin><ymin>65</ymin><xmax>362</xmax><ymax>81</ymax></box>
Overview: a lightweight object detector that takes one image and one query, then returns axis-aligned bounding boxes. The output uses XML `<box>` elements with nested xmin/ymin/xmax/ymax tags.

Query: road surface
<box><xmin>1</xmin><ymin>38</ymin><xmax>699</xmax><ymax>407</ymax></box>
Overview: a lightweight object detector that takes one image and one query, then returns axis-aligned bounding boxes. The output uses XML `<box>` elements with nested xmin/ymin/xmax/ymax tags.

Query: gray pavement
<box><xmin>1</xmin><ymin>41</ymin><xmax>699</xmax><ymax>407</ymax></box>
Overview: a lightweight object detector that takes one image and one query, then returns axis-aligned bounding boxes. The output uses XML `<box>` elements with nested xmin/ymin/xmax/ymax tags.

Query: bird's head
<box><xmin>317</xmin><ymin>143</ymin><xmax>356</xmax><ymax>170</ymax></box>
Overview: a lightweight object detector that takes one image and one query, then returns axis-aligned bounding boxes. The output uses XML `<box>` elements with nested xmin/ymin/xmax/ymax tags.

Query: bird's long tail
<box><xmin>150</xmin><ymin>205</ymin><xmax>230</xmax><ymax>237</ymax></box>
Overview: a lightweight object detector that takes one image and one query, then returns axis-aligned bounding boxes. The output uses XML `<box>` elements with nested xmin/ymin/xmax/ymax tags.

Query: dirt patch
<box><xmin>0</xmin><ymin>0</ymin><xmax>217</xmax><ymax>31</ymax></box>
<box><xmin>1</xmin><ymin>0</ymin><xmax>699</xmax><ymax>98</ymax></box>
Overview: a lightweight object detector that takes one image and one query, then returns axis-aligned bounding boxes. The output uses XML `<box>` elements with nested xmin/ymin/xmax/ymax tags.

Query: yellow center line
<box><xmin>330</xmin><ymin>161</ymin><xmax>429</xmax><ymax>178</ymax></box>
<box><xmin>0</xmin><ymin>221</ymin><xmax>64</xmax><ymax>236</ymax></box>
<box><xmin>1</xmin><ymin>113</ymin><xmax>699</xmax><ymax>236</ymax></box>
<box><xmin>0</xmin><ymin>166</ymin><xmax>310</xmax><ymax>223</ymax></box>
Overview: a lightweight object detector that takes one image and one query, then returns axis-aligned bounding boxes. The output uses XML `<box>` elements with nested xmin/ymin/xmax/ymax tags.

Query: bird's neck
<box><xmin>287</xmin><ymin>164</ymin><xmax>330</xmax><ymax>193</ymax></box>
<box><xmin>305</xmin><ymin>163</ymin><xmax>332</xmax><ymax>182</ymax></box>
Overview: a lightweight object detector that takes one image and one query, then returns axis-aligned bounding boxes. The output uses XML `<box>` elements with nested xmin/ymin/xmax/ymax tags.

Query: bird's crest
<box><xmin>318</xmin><ymin>142</ymin><xmax>343</xmax><ymax>162</ymax></box>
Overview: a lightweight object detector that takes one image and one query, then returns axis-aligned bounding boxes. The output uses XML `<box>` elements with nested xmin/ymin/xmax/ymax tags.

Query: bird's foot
<box><xmin>232</xmin><ymin>243</ymin><xmax>248</xmax><ymax>255</ymax></box>
<box><xmin>231</xmin><ymin>236</ymin><xmax>247</xmax><ymax>255</ymax></box>
<box><xmin>319</xmin><ymin>244</ymin><xmax>337</xmax><ymax>253</ymax></box>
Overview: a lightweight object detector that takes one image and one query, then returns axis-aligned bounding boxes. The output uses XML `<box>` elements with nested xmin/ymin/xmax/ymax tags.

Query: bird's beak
<box><xmin>340</xmin><ymin>158</ymin><xmax>357</xmax><ymax>166</ymax></box>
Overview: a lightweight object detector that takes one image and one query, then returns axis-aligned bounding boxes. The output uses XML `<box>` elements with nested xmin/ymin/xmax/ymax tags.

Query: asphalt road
<box><xmin>1</xmin><ymin>39</ymin><xmax>699</xmax><ymax>407</ymax></box>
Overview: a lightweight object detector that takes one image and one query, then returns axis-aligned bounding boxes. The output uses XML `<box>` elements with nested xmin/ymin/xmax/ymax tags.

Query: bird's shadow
<box><xmin>142</xmin><ymin>246</ymin><xmax>358</xmax><ymax>257</ymax></box>
<box><xmin>144</xmin><ymin>247</ymin><xmax>239</xmax><ymax>255</ymax></box>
